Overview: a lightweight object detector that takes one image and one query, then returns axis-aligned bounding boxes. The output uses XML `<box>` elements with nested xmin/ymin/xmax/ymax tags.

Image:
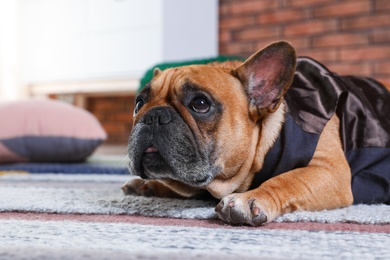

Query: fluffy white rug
<box><xmin>1</xmin><ymin>219</ymin><xmax>390</xmax><ymax>260</ymax></box>
<box><xmin>1</xmin><ymin>173</ymin><xmax>390</xmax><ymax>224</ymax></box>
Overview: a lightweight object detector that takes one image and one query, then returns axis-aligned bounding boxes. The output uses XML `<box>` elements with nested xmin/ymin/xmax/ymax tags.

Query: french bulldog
<box><xmin>123</xmin><ymin>41</ymin><xmax>390</xmax><ymax>226</ymax></box>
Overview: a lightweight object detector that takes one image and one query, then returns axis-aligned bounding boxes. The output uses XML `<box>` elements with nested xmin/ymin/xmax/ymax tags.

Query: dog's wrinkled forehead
<box><xmin>149</xmin><ymin>65</ymin><xmax>243</xmax><ymax>101</ymax></box>
<box><xmin>150</xmin><ymin>67</ymin><xmax>185</xmax><ymax>97</ymax></box>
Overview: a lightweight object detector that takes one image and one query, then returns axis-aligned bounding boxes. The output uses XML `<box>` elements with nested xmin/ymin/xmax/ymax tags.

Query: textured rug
<box><xmin>0</xmin><ymin>154</ymin><xmax>129</xmax><ymax>174</ymax></box>
<box><xmin>2</xmin><ymin>173</ymin><xmax>390</xmax><ymax>224</ymax></box>
<box><xmin>1</xmin><ymin>173</ymin><xmax>390</xmax><ymax>259</ymax></box>
<box><xmin>1</xmin><ymin>218</ymin><xmax>390</xmax><ymax>259</ymax></box>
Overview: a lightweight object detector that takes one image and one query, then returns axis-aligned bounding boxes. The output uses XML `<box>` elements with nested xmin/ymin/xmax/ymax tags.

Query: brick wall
<box><xmin>219</xmin><ymin>0</ymin><xmax>390</xmax><ymax>84</ymax></box>
<box><xmin>92</xmin><ymin>0</ymin><xmax>390</xmax><ymax>144</ymax></box>
<box><xmin>87</xmin><ymin>96</ymin><xmax>135</xmax><ymax>144</ymax></box>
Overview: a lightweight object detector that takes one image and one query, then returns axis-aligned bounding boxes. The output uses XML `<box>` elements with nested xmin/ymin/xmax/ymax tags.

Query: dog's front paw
<box><xmin>121</xmin><ymin>177</ymin><xmax>157</xmax><ymax>197</ymax></box>
<box><xmin>122</xmin><ymin>177</ymin><xmax>183</xmax><ymax>198</ymax></box>
<box><xmin>215</xmin><ymin>194</ymin><xmax>268</xmax><ymax>226</ymax></box>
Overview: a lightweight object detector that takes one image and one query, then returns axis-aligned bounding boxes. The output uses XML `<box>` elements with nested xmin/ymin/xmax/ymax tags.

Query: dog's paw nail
<box><xmin>139</xmin><ymin>183</ymin><xmax>155</xmax><ymax>197</ymax></box>
<box><xmin>252</xmin><ymin>212</ymin><xmax>268</xmax><ymax>226</ymax></box>
<box><xmin>249</xmin><ymin>199</ymin><xmax>260</xmax><ymax>215</ymax></box>
<box><xmin>248</xmin><ymin>199</ymin><xmax>267</xmax><ymax>225</ymax></box>
<box><xmin>121</xmin><ymin>178</ymin><xmax>152</xmax><ymax>196</ymax></box>
<box><xmin>251</xmin><ymin>205</ymin><xmax>260</xmax><ymax>216</ymax></box>
<box><xmin>216</xmin><ymin>196</ymin><xmax>235</xmax><ymax>213</ymax></box>
<box><xmin>215</xmin><ymin>200</ymin><xmax>224</xmax><ymax>212</ymax></box>
<box><xmin>121</xmin><ymin>184</ymin><xmax>136</xmax><ymax>195</ymax></box>
<box><xmin>140</xmin><ymin>184</ymin><xmax>148</xmax><ymax>191</ymax></box>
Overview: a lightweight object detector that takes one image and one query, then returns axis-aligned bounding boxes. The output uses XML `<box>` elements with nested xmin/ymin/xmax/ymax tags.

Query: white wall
<box><xmin>19</xmin><ymin>0</ymin><xmax>218</xmax><ymax>83</ymax></box>
<box><xmin>0</xmin><ymin>0</ymin><xmax>21</xmax><ymax>100</ymax></box>
<box><xmin>163</xmin><ymin>0</ymin><xmax>218</xmax><ymax>62</ymax></box>
<box><xmin>19</xmin><ymin>0</ymin><xmax>164</xmax><ymax>83</ymax></box>
<box><xmin>0</xmin><ymin>0</ymin><xmax>218</xmax><ymax>100</ymax></box>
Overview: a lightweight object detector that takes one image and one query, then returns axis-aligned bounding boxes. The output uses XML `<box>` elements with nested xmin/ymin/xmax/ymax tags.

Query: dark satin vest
<box><xmin>250</xmin><ymin>57</ymin><xmax>390</xmax><ymax>204</ymax></box>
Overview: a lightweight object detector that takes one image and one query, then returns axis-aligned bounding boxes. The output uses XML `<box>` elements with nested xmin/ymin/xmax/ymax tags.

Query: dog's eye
<box><xmin>190</xmin><ymin>97</ymin><xmax>210</xmax><ymax>113</ymax></box>
<box><xmin>134</xmin><ymin>98</ymin><xmax>145</xmax><ymax>115</ymax></box>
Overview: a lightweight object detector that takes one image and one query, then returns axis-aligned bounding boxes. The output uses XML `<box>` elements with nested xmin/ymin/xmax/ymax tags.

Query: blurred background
<box><xmin>0</xmin><ymin>0</ymin><xmax>389</xmax><ymax>146</ymax></box>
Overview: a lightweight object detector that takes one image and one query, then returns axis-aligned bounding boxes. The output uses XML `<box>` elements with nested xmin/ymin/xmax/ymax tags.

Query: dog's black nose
<box><xmin>142</xmin><ymin>107</ymin><xmax>172</xmax><ymax>125</ymax></box>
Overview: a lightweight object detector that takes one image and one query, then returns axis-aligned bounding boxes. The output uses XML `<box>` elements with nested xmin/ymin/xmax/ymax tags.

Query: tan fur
<box><xmin>122</xmin><ymin>177</ymin><xmax>202</xmax><ymax>198</ymax></box>
<box><xmin>123</xmin><ymin>41</ymin><xmax>355</xmax><ymax>225</ymax></box>
<box><xmin>205</xmin><ymin>102</ymin><xmax>286</xmax><ymax>198</ymax></box>
<box><xmin>215</xmin><ymin>114</ymin><xmax>353</xmax><ymax>224</ymax></box>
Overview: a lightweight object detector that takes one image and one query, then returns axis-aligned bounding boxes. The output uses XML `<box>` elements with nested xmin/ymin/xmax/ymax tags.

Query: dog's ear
<box><xmin>232</xmin><ymin>41</ymin><xmax>296</xmax><ymax>118</ymax></box>
<box><xmin>153</xmin><ymin>67</ymin><xmax>162</xmax><ymax>77</ymax></box>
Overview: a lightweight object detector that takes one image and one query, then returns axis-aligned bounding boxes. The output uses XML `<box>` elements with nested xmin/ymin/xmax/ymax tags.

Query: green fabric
<box><xmin>138</xmin><ymin>56</ymin><xmax>245</xmax><ymax>93</ymax></box>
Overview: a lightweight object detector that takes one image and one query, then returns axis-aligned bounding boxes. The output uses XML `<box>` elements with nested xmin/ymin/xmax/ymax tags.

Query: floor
<box><xmin>93</xmin><ymin>144</ymin><xmax>128</xmax><ymax>156</ymax></box>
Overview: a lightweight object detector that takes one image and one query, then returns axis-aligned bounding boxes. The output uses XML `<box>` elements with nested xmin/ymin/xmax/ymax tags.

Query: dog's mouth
<box><xmin>140</xmin><ymin>146</ymin><xmax>172</xmax><ymax>179</ymax></box>
<box><xmin>144</xmin><ymin>147</ymin><xmax>158</xmax><ymax>153</ymax></box>
<box><xmin>138</xmin><ymin>145</ymin><xmax>213</xmax><ymax>187</ymax></box>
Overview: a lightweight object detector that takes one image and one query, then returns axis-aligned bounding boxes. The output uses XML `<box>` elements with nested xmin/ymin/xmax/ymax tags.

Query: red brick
<box><xmin>219</xmin><ymin>42</ymin><xmax>256</xmax><ymax>56</ymax></box>
<box><xmin>313</xmin><ymin>0</ymin><xmax>371</xmax><ymax>18</ymax></box>
<box><xmin>255</xmin><ymin>38</ymin><xmax>310</xmax><ymax>52</ymax></box>
<box><xmin>233</xmin><ymin>27</ymin><xmax>281</xmax><ymax>41</ymax></box>
<box><xmin>285</xmin><ymin>38</ymin><xmax>311</xmax><ymax>50</ymax></box>
<box><xmin>102</xmin><ymin>123</ymin><xmax>127</xmax><ymax>134</ymax></box>
<box><xmin>312</xmin><ymin>33</ymin><xmax>369</xmax><ymax>48</ymax></box>
<box><xmin>284</xmin><ymin>20</ymin><xmax>338</xmax><ymax>36</ymax></box>
<box><xmin>220</xmin><ymin>16</ymin><xmax>256</xmax><ymax>30</ymax></box>
<box><xmin>327</xmin><ymin>62</ymin><xmax>372</xmax><ymax>76</ymax></box>
<box><xmin>371</xmin><ymin>29</ymin><xmax>390</xmax><ymax>44</ymax></box>
<box><xmin>284</xmin><ymin>0</ymin><xmax>334</xmax><ymax>7</ymax></box>
<box><xmin>86</xmin><ymin>96</ymin><xmax>135</xmax><ymax>144</ymax></box>
<box><xmin>374</xmin><ymin>76</ymin><xmax>390</xmax><ymax>87</ymax></box>
<box><xmin>375</xmin><ymin>0</ymin><xmax>390</xmax><ymax>11</ymax></box>
<box><xmin>90</xmin><ymin>101</ymin><xmax>120</xmax><ymax>111</ymax></box>
<box><xmin>258</xmin><ymin>9</ymin><xmax>308</xmax><ymax>24</ymax></box>
<box><xmin>229</xmin><ymin>0</ymin><xmax>278</xmax><ymax>15</ymax></box>
<box><xmin>219</xmin><ymin>1</ymin><xmax>231</xmax><ymax>17</ymax></box>
<box><xmin>111</xmin><ymin>113</ymin><xmax>133</xmax><ymax>122</ymax></box>
<box><xmin>341</xmin><ymin>14</ymin><xmax>390</xmax><ymax>30</ymax></box>
<box><xmin>298</xmin><ymin>49</ymin><xmax>339</xmax><ymax>62</ymax></box>
<box><xmin>218</xmin><ymin>44</ymin><xmax>229</xmax><ymax>55</ymax></box>
<box><xmin>340</xmin><ymin>46</ymin><xmax>390</xmax><ymax>62</ymax></box>
<box><xmin>88</xmin><ymin>97</ymin><xmax>133</xmax><ymax>112</ymax></box>
<box><xmin>254</xmin><ymin>38</ymin><xmax>282</xmax><ymax>50</ymax></box>
<box><xmin>92</xmin><ymin>112</ymin><xmax>106</xmax><ymax>122</ymax></box>
<box><xmin>219</xmin><ymin>31</ymin><xmax>232</xmax><ymax>43</ymax></box>
<box><xmin>374</xmin><ymin>61</ymin><xmax>390</xmax><ymax>75</ymax></box>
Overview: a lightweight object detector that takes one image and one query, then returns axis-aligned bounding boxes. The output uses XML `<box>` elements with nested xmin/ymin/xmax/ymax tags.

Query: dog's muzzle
<box><xmin>141</xmin><ymin>107</ymin><xmax>172</xmax><ymax>126</ymax></box>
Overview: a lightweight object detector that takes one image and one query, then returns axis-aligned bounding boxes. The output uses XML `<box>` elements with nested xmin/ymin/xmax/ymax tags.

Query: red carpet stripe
<box><xmin>1</xmin><ymin>212</ymin><xmax>389</xmax><ymax>233</ymax></box>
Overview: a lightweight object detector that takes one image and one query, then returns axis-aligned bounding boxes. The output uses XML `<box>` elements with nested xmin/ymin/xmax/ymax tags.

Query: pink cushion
<box><xmin>0</xmin><ymin>99</ymin><xmax>107</xmax><ymax>163</ymax></box>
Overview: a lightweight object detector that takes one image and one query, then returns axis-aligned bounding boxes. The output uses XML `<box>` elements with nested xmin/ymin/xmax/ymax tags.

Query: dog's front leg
<box><xmin>122</xmin><ymin>177</ymin><xmax>179</xmax><ymax>198</ymax></box>
<box><xmin>215</xmin><ymin>165</ymin><xmax>353</xmax><ymax>226</ymax></box>
<box><xmin>215</xmin><ymin>115</ymin><xmax>354</xmax><ymax>226</ymax></box>
<box><xmin>122</xmin><ymin>177</ymin><xmax>206</xmax><ymax>198</ymax></box>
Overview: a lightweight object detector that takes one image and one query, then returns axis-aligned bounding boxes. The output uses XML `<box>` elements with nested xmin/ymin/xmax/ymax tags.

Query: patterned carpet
<box><xmin>1</xmin><ymin>173</ymin><xmax>390</xmax><ymax>259</ymax></box>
